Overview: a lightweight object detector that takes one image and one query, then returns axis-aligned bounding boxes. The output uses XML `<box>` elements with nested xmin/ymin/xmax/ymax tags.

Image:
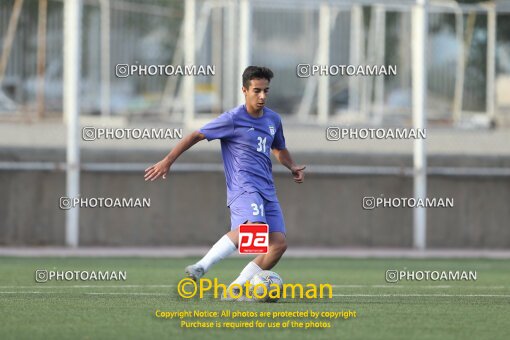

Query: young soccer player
<box><xmin>144</xmin><ymin>66</ymin><xmax>305</xmax><ymax>300</ymax></box>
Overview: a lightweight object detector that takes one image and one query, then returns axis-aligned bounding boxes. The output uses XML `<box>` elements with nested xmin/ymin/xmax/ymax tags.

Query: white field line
<box><xmin>0</xmin><ymin>284</ymin><xmax>507</xmax><ymax>289</ymax></box>
<box><xmin>2</xmin><ymin>291</ymin><xmax>510</xmax><ymax>298</ymax></box>
<box><xmin>0</xmin><ymin>284</ymin><xmax>508</xmax><ymax>297</ymax></box>
<box><xmin>0</xmin><ymin>285</ymin><xmax>175</xmax><ymax>289</ymax></box>
<box><xmin>331</xmin><ymin>285</ymin><xmax>507</xmax><ymax>289</ymax></box>
<box><xmin>332</xmin><ymin>294</ymin><xmax>510</xmax><ymax>297</ymax></box>
<box><xmin>85</xmin><ymin>292</ymin><xmax>169</xmax><ymax>296</ymax></box>
<box><xmin>0</xmin><ymin>291</ymin><xmax>168</xmax><ymax>296</ymax></box>
<box><xmin>0</xmin><ymin>291</ymin><xmax>64</xmax><ymax>294</ymax></box>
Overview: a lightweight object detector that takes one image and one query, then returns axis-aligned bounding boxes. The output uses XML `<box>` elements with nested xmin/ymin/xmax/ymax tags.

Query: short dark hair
<box><xmin>242</xmin><ymin>66</ymin><xmax>274</xmax><ymax>89</ymax></box>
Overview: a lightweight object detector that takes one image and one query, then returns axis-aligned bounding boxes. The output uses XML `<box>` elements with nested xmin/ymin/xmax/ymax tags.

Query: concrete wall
<box><xmin>1</xmin><ymin>147</ymin><xmax>510</xmax><ymax>248</ymax></box>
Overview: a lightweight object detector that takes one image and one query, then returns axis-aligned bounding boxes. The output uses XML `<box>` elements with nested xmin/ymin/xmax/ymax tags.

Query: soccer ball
<box><xmin>250</xmin><ymin>270</ymin><xmax>283</xmax><ymax>302</ymax></box>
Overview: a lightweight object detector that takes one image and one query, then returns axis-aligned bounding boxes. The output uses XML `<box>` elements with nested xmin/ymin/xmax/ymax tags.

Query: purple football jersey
<box><xmin>199</xmin><ymin>104</ymin><xmax>286</xmax><ymax>206</ymax></box>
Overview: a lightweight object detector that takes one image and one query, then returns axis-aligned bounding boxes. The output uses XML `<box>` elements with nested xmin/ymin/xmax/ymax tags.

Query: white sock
<box><xmin>230</xmin><ymin>261</ymin><xmax>263</xmax><ymax>287</ymax></box>
<box><xmin>195</xmin><ymin>235</ymin><xmax>237</xmax><ymax>273</ymax></box>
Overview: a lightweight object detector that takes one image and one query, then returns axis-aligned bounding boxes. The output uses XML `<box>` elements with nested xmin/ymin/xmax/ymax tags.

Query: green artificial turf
<box><xmin>0</xmin><ymin>257</ymin><xmax>509</xmax><ymax>340</ymax></box>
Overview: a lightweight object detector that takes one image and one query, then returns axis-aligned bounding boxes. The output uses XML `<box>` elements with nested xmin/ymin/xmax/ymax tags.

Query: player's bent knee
<box><xmin>226</xmin><ymin>229</ymin><xmax>240</xmax><ymax>247</ymax></box>
<box><xmin>270</xmin><ymin>241</ymin><xmax>287</xmax><ymax>255</ymax></box>
<box><xmin>280</xmin><ymin>242</ymin><xmax>288</xmax><ymax>254</ymax></box>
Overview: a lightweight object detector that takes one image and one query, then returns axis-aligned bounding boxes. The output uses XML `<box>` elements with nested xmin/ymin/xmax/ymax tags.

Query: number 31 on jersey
<box><xmin>256</xmin><ymin>136</ymin><xmax>267</xmax><ymax>153</ymax></box>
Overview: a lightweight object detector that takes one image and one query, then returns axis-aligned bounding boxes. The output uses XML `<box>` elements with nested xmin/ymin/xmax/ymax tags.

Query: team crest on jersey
<box><xmin>269</xmin><ymin>126</ymin><xmax>275</xmax><ymax>136</ymax></box>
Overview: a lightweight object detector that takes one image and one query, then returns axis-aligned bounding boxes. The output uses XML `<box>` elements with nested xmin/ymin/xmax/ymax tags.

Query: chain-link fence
<box><xmin>0</xmin><ymin>0</ymin><xmax>509</xmax><ymax>127</ymax></box>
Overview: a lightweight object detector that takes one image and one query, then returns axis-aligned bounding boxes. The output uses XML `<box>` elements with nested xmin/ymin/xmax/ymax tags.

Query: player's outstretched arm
<box><xmin>144</xmin><ymin>130</ymin><xmax>206</xmax><ymax>181</ymax></box>
<box><xmin>271</xmin><ymin>148</ymin><xmax>306</xmax><ymax>184</ymax></box>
